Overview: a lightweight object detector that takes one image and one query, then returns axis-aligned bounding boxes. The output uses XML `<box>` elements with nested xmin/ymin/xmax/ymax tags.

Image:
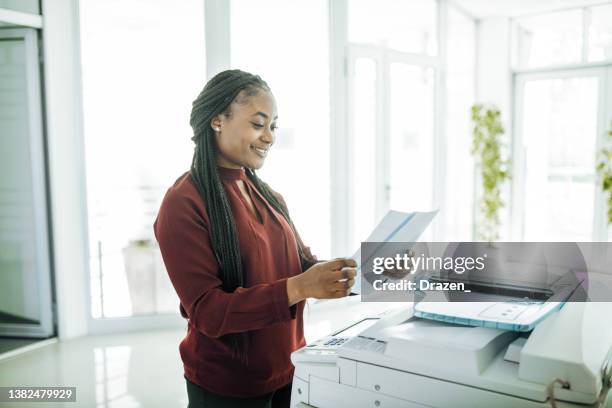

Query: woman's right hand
<box><xmin>287</xmin><ymin>258</ymin><xmax>357</xmax><ymax>305</ymax></box>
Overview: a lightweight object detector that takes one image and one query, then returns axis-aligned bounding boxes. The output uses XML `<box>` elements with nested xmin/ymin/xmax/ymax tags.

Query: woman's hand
<box><xmin>287</xmin><ymin>258</ymin><xmax>357</xmax><ymax>306</ymax></box>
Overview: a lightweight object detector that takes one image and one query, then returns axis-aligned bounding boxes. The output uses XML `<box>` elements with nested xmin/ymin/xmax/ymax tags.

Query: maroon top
<box><xmin>153</xmin><ymin>167</ymin><xmax>311</xmax><ymax>397</ymax></box>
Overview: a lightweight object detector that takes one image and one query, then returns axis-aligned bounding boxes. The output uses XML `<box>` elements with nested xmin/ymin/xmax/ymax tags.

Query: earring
<box><xmin>214</xmin><ymin>127</ymin><xmax>220</xmax><ymax>132</ymax></box>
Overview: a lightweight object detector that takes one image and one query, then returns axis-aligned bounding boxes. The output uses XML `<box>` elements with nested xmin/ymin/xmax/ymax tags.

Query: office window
<box><xmin>343</xmin><ymin>0</ymin><xmax>455</xmax><ymax>248</ymax></box>
<box><xmin>349</xmin><ymin>57</ymin><xmax>378</xmax><ymax>250</ymax></box>
<box><xmin>230</xmin><ymin>0</ymin><xmax>331</xmax><ymax>258</ymax></box>
<box><xmin>347</xmin><ymin>0</ymin><xmax>437</xmax><ymax>55</ymax></box>
<box><xmin>512</xmin><ymin>6</ymin><xmax>612</xmax><ymax>241</ymax></box>
<box><xmin>514</xmin><ymin>10</ymin><xmax>583</xmax><ymax>68</ymax></box>
<box><xmin>80</xmin><ymin>0</ymin><xmax>205</xmax><ymax>318</ymax></box>
<box><xmin>518</xmin><ymin>74</ymin><xmax>600</xmax><ymax>241</ymax></box>
<box><xmin>388</xmin><ymin>64</ymin><xmax>435</xmax><ymax>214</ymax></box>
<box><xmin>587</xmin><ymin>4</ymin><xmax>612</xmax><ymax>62</ymax></box>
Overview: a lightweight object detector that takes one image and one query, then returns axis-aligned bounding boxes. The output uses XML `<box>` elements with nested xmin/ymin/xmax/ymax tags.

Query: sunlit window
<box><xmin>348</xmin><ymin>0</ymin><xmax>437</xmax><ymax>55</ymax></box>
<box><xmin>80</xmin><ymin>0</ymin><xmax>205</xmax><ymax>318</ymax></box>
<box><xmin>520</xmin><ymin>76</ymin><xmax>599</xmax><ymax>241</ymax></box>
<box><xmin>514</xmin><ymin>10</ymin><xmax>583</xmax><ymax>68</ymax></box>
<box><xmin>349</xmin><ymin>58</ymin><xmax>378</xmax><ymax>250</ymax></box>
<box><xmin>512</xmin><ymin>6</ymin><xmax>611</xmax><ymax>241</ymax></box>
<box><xmin>588</xmin><ymin>4</ymin><xmax>612</xmax><ymax>62</ymax></box>
<box><xmin>388</xmin><ymin>64</ymin><xmax>435</xmax><ymax>215</ymax></box>
<box><xmin>230</xmin><ymin>0</ymin><xmax>331</xmax><ymax>258</ymax></box>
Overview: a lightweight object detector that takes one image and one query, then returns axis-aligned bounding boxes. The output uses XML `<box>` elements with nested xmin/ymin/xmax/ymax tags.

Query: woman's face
<box><xmin>212</xmin><ymin>89</ymin><xmax>278</xmax><ymax>170</ymax></box>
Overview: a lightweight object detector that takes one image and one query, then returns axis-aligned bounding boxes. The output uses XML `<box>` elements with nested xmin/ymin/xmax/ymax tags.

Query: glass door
<box><xmin>513</xmin><ymin>68</ymin><xmax>607</xmax><ymax>241</ymax></box>
<box><xmin>0</xmin><ymin>28</ymin><xmax>54</xmax><ymax>337</ymax></box>
<box><xmin>347</xmin><ymin>46</ymin><xmax>436</xmax><ymax>249</ymax></box>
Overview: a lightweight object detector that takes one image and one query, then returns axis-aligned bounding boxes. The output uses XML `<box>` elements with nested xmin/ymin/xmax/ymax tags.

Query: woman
<box><xmin>154</xmin><ymin>69</ymin><xmax>356</xmax><ymax>408</ymax></box>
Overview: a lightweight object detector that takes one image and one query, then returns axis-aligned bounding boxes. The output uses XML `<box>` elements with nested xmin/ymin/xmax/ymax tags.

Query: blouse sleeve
<box><xmin>153</xmin><ymin>189</ymin><xmax>296</xmax><ymax>338</ymax></box>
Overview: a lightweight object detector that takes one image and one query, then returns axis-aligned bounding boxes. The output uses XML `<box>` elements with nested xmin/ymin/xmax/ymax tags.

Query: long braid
<box><xmin>189</xmin><ymin>70</ymin><xmax>308</xmax><ymax>362</ymax></box>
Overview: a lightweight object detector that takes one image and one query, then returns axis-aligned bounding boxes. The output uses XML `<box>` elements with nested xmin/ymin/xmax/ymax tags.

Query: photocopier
<box><xmin>290</xmin><ymin>302</ymin><xmax>612</xmax><ymax>408</ymax></box>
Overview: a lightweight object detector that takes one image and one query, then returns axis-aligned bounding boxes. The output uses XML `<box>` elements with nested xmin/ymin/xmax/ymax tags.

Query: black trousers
<box><xmin>185</xmin><ymin>377</ymin><xmax>292</xmax><ymax>408</ymax></box>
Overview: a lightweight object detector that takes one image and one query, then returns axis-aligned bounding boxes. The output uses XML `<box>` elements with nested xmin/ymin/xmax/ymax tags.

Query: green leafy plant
<box><xmin>470</xmin><ymin>104</ymin><xmax>511</xmax><ymax>242</ymax></box>
<box><xmin>596</xmin><ymin>124</ymin><xmax>612</xmax><ymax>225</ymax></box>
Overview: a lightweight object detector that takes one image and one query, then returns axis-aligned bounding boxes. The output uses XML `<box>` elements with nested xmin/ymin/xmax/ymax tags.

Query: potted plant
<box><xmin>470</xmin><ymin>104</ymin><xmax>511</xmax><ymax>242</ymax></box>
<box><xmin>596</xmin><ymin>123</ymin><xmax>612</xmax><ymax>235</ymax></box>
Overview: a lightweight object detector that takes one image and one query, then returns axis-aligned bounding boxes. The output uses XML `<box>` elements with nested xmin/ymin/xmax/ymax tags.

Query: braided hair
<box><xmin>189</xmin><ymin>69</ymin><xmax>307</xmax><ymax>362</ymax></box>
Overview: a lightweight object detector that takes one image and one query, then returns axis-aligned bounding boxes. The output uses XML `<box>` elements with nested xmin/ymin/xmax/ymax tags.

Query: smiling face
<box><xmin>211</xmin><ymin>88</ymin><xmax>278</xmax><ymax>170</ymax></box>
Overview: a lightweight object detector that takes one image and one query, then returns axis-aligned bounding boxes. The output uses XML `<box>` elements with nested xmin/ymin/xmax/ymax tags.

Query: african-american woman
<box><xmin>154</xmin><ymin>69</ymin><xmax>356</xmax><ymax>408</ymax></box>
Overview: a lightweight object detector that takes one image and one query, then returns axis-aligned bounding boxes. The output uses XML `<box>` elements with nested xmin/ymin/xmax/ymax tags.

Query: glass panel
<box><xmin>348</xmin><ymin>0</ymin><xmax>437</xmax><ymax>55</ymax></box>
<box><xmin>445</xmin><ymin>7</ymin><xmax>476</xmax><ymax>240</ymax></box>
<box><xmin>350</xmin><ymin>57</ymin><xmax>377</xmax><ymax>250</ymax></box>
<box><xmin>514</xmin><ymin>9</ymin><xmax>583</xmax><ymax>68</ymax></box>
<box><xmin>389</xmin><ymin>64</ymin><xmax>434</xmax><ymax>215</ymax></box>
<box><xmin>0</xmin><ymin>38</ymin><xmax>41</xmax><ymax>325</ymax></box>
<box><xmin>80</xmin><ymin>0</ymin><xmax>205</xmax><ymax>318</ymax></box>
<box><xmin>587</xmin><ymin>4</ymin><xmax>612</xmax><ymax>62</ymax></box>
<box><xmin>0</xmin><ymin>0</ymin><xmax>39</xmax><ymax>15</ymax></box>
<box><xmin>231</xmin><ymin>0</ymin><xmax>331</xmax><ymax>258</ymax></box>
<box><xmin>521</xmin><ymin>76</ymin><xmax>599</xmax><ymax>241</ymax></box>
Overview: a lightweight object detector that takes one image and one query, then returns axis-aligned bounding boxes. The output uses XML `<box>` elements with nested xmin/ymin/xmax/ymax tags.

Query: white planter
<box><xmin>122</xmin><ymin>242</ymin><xmax>178</xmax><ymax>315</ymax></box>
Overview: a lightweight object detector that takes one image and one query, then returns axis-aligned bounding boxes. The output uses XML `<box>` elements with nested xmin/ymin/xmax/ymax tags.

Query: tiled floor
<box><xmin>0</xmin><ymin>329</ymin><xmax>186</xmax><ymax>408</ymax></box>
<box><xmin>0</xmin><ymin>297</ymin><xmax>397</xmax><ymax>408</ymax></box>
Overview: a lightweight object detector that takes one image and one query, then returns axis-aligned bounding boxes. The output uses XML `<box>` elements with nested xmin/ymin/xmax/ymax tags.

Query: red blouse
<box><xmin>153</xmin><ymin>167</ymin><xmax>309</xmax><ymax>397</ymax></box>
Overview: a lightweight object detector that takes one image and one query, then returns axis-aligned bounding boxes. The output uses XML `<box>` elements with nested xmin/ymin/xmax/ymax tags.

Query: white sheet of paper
<box><xmin>351</xmin><ymin>209</ymin><xmax>438</xmax><ymax>295</ymax></box>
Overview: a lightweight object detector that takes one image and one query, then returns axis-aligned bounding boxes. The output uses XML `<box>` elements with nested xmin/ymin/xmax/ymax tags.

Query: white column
<box><xmin>41</xmin><ymin>0</ymin><xmax>90</xmax><ymax>339</ymax></box>
<box><xmin>476</xmin><ymin>17</ymin><xmax>513</xmax><ymax>241</ymax></box>
<box><xmin>205</xmin><ymin>0</ymin><xmax>231</xmax><ymax>79</ymax></box>
<box><xmin>476</xmin><ymin>17</ymin><xmax>512</xmax><ymax>116</ymax></box>
<box><xmin>329</xmin><ymin>0</ymin><xmax>350</xmax><ymax>257</ymax></box>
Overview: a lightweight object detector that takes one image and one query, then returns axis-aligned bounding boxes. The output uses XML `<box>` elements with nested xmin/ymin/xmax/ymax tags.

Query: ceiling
<box><xmin>451</xmin><ymin>0</ymin><xmax>611</xmax><ymax>18</ymax></box>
